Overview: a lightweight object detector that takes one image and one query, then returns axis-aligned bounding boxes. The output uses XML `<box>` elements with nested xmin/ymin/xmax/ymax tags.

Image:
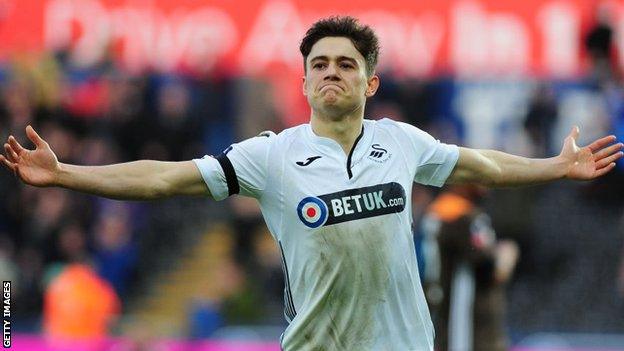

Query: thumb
<box><xmin>568</xmin><ymin>125</ymin><xmax>580</xmax><ymax>141</ymax></box>
<box><xmin>25</xmin><ymin>125</ymin><xmax>45</xmax><ymax>148</ymax></box>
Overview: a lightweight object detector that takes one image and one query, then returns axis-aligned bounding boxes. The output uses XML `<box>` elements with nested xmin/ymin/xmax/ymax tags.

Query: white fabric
<box><xmin>194</xmin><ymin>118</ymin><xmax>459</xmax><ymax>351</ymax></box>
<box><xmin>449</xmin><ymin>262</ymin><xmax>475</xmax><ymax>351</ymax></box>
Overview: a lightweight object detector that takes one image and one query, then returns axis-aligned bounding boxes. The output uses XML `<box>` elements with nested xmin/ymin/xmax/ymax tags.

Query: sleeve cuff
<box><xmin>192</xmin><ymin>156</ymin><xmax>230</xmax><ymax>201</ymax></box>
<box><xmin>429</xmin><ymin>144</ymin><xmax>460</xmax><ymax>187</ymax></box>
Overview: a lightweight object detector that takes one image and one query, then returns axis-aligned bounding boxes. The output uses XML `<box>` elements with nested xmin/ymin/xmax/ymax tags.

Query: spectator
<box><xmin>92</xmin><ymin>201</ymin><xmax>138</xmax><ymax>296</ymax></box>
<box><xmin>524</xmin><ymin>83</ymin><xmax>558</xmax><ymax>157</ymax></box>
<box><xmin>585</xmin><ymin>2</ymin><xmax>616</xmax><ymax>84</ymax></box>
<box><xmin>43</xmin><ymin>263</ymin><xmax>120</xmax><ymax>339</ymax></box>
<box><xmin>420</xmin><ymin>185</ymin><xmax>520</xmax><ymax>351</ymax></box>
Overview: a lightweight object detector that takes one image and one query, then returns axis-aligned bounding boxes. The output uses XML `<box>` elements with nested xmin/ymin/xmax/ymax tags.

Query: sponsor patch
<box><xmin>296</xmin><ymin>182</ymin><xmax>406</xmax><ymax>228</ymax></box>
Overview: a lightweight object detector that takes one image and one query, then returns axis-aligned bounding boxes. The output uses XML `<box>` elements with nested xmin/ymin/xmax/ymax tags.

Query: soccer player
<box><xmin>2</xmin><ymin>16</ymin><xmax>623</xmax><ymax>351</ymax></box>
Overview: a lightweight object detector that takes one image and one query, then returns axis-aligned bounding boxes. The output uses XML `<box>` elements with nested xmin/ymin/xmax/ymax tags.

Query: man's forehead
<box><xmin>307</xmin><ymin>37</ymin><xmax>364</xmax><ymax>62</ymax></box>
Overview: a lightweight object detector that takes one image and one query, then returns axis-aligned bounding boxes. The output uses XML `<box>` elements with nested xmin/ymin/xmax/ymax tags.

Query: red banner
<box><xmin>1</xmin><ymin>0</ymin><xmax>623</xmax><ymax>78</ymax></box>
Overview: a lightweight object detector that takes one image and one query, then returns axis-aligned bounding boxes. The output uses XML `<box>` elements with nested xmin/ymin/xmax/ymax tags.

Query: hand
<box><xmin>494</xmin><ymin>240</ymin><xmax>520</xmax><ymax>283</ymax></box>
<box><xmin>560</xmin><ymin>126</ymin><xmax>624</xmax><ymax>180</ymax></box>
<box><xmin>0</xmin><ymin>126</ymin><xmax>61</xmax><ymax>187</ymax></box>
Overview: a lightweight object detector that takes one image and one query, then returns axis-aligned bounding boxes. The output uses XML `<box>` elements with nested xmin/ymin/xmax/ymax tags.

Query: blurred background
<box><xmin>1</xmin><ymin>0</ymin><xmax>624</xmax><ymax>350</ymax></box>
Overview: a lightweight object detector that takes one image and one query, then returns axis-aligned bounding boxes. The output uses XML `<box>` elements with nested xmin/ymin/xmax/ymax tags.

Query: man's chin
<box><xmin>320</xmin><ymin>102</ymin><xmax>353</xmax><ymax>118</ymax></box>
<box><xmin>323</xmin><ymin>96</ymin><xmax>339</xmax><ymax>105</ymax></box>
<box><xmin>322</xmin><ymin>90</ymin><xmax>340</xmax><ymax>102</ymax></box>
<box><xmin>310</xmin><ymin>96</ymin><xmax>356</xmax><ymax>117</ymax></box>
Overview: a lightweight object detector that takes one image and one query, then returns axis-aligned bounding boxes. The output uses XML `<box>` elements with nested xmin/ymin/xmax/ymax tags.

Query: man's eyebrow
<box><xmin>309</xmin><ymin>55</ymin><xmax>359</xmax><ymax>65</ymax></box>
<box><xmin>309</xmin><ymin>55</ymin><xmax>329</xmax><ymax>63</ymax></box>
<box><xmin>338</xmin><ymin>56</ymin><xmax>358</xmax><ymax>65</ymax></box>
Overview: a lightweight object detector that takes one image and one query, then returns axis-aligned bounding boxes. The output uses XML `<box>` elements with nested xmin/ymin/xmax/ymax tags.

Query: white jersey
<box><xmin>193</xmin><ymin>118</ymin><xmax>459</xmax><ymax>351</ymax></box>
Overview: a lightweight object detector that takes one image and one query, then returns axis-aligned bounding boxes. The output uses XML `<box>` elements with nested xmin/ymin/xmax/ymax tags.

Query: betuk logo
<box><xmin>296</xmin><ymin>183</ymin><xmax>406</xmax><ymax>228</ymax></box>
<box><xmin>297</xmin><ymin>197</ymin><xmax>329</xmax><ymax>228</ymax></box>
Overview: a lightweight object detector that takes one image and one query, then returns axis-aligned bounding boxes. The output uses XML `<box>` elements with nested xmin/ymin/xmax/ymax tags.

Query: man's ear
<box><xmin>365</xmin><ymin>75</ymin><xmax>380</xmax><ymax>97</ymax></box>
<box><xmin>302</xmin><ymin>76</ymin><xmax>307</xmax><ymax>96</ymax></box>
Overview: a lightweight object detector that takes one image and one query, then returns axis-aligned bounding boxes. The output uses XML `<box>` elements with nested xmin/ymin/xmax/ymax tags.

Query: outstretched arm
<box><xmin>1</xmin><ymin>126</ymin><xmax>211</xmax><ymax>200</ymax></box>
<box><xmin>447</xmin><ymin>126</ymin><xmax>624</xmax><ymax>187</ymax></box>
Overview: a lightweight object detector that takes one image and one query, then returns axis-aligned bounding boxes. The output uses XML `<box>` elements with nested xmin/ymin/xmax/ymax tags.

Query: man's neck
<box><xmin>310</xmin><ymin>110</ymin><xmax>363</xmax><ymax>155</ymax></box>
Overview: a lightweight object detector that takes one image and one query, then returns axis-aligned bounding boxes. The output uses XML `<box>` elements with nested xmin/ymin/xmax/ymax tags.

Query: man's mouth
<box><xmin>320</xmin><ymin>84</ymin><xmax>343</xmax><ymax>92</ymax></box>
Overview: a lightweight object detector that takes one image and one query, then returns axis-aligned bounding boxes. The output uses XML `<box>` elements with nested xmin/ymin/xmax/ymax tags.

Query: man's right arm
<box><xmin>56</xmin><ymin>160</ymin><xmax>211</xmax><ymax>200</ymax></box>
<box><xmin>1</xmin><ymin>126</ymin><xmax>212</xmax><ymax>200</ymax></box>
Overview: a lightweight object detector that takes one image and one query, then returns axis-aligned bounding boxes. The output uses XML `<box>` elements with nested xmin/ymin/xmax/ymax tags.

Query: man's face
<box><xmin>303</xmin><ymin>37</ymin><xmax>379</xmax><ymax>118</ymax></box>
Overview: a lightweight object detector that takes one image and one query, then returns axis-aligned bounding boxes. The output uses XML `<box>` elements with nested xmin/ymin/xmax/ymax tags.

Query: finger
<box><xmin>8</xmin><ymin>135</ymin><xmax>26</xmax><ymax>155</ymax></box>
<box><xmin>595</xmin><ymin>151</ymin><xmax>624</xmax><ymax>169</ymax></box>
<box><xmin>568</xmin><ymin>125</ymin><xmax>580</xmax><ymax>140</ymax></box>
<box><xmin>587</xmin><ymin>135</ymin><xmax>617</xmax><ymax>153</ymax></box>
<box><xmin>593</xmin><ymin>142</ymin><xmax>624</xmax><ymax>160</ymax></box>
<box><xmin>0</xmin><ymin>155</ymin><xmax>16</xmax><ymax>173</ymax></box>
<box><xmin>594</xmin><ymin>162</ymin><xmax>616</xmax><ymax>178</ymax></box>
<box><xmin>4</xmin><ymin>143</ymin><xmax>18</xmax><ymax>163</ymax></box>
<box><xmin>26</xmin><ymin>125</ymin><xmax>45</xmax><ymax>148</ymax></box>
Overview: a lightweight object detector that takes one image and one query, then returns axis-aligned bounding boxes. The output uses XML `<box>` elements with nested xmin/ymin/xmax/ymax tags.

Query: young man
<box><xmin>2</xmin><ymin>16</ymin><xmax>623</xmax><ymax>351</ymax></box>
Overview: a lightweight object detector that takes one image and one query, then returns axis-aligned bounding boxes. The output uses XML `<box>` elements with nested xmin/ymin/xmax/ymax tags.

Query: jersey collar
<box><xmin>304</xmin><ymin>119</ymin><xmax>374</xmax><ymax>162</ymax></box>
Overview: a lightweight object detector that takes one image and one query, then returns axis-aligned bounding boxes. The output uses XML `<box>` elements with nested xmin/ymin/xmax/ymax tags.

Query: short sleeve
<box><xmin>395</xmin><ymin>121</ymin><xmax>459</xmax><ymax>187</ymax></box>
<box><xmin>193</xmin><ymin>131</ymin><xmax>275</xmax><ymax>200</ymax></box>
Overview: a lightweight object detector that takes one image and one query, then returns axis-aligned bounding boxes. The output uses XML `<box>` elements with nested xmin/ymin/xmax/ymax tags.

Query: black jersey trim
<box><xmin>215</xmin><ymin>153</ymin><xmax>239</xmax><ymax>196</ymax></box>
<box><xmin>279</xmin><ymin>240</ymin><xmax>297</xmax><ymax>321</ymax></box>
<box><xmin>346</xmin><ymin>125</ymin><xmax>365</xmax><ymax>179</ymax></box>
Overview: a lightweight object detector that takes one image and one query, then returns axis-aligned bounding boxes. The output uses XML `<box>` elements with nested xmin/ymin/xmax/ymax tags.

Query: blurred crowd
<box><xmin>0</xmin><ymin>49</ymin><xmax>283</xmax><ymax>335</ymax></box>
<box><xmin>0</xmin><ymin>13</ymin><xmax>624</xmax><ymax>345</ymax></box>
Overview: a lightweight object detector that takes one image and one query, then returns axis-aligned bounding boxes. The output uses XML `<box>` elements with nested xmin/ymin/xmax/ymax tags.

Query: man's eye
<box><xmin>340</xmin><ymin>63</ymin><xmax>354</xmax><ymax>69</ymax></box>
<box><xmin>313</xmin><ymin>63</ymin><xmax>326</xmax><ymax>69</ymax></box>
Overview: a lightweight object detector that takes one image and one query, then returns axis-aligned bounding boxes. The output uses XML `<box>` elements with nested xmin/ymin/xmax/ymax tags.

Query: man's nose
<box><xmin>323</xmin><ymin>63</ymin><xmax>340</xmax><ymax>81</ymax></box>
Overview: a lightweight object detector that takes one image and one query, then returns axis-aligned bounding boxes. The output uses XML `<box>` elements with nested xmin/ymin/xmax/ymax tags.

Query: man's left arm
<box><xmin>447</xmin><ymin>126</ymin><xmax>624</xmax><ymax>186</ymax></box>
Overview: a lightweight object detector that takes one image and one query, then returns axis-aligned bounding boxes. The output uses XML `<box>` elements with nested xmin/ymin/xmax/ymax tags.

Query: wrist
<box><xmin>54</xmin><ymin>163</ymin><xmax>70</xmax><ymax>187</ymax></box>
<box><xmin>552</xmin><ymin>155</ymin><xmax>572</xmax><ymax>179</ymax></box>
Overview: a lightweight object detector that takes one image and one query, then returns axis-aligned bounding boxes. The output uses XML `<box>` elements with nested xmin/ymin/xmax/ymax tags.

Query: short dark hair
<box><xmin>300</xmin><ymin>16</ymin><xmax>380</xmax><ymax>77</ymax></box>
